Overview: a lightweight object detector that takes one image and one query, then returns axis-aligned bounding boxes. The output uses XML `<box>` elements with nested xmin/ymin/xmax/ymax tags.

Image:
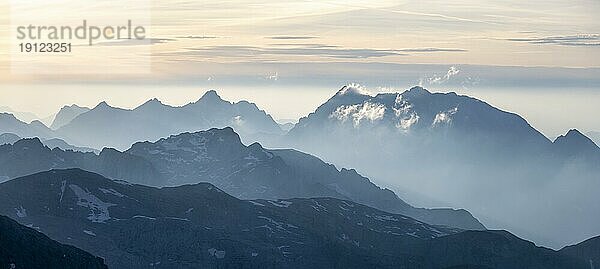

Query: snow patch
<box><xmin>59</xmin><ymin>180</ymin><xmax>67</xmax><ymax>203</ymax></box>
<box><xmin>208</xmin><ymin>248</ymin><xmax>226</xmax><ymax>259</ymax></box>
<box><xmin>268</xmin><ymin>200</ymin><xmax>292</xmax><ymax>208</ymax></box>
<box><xmin>132</xmin><ymin>215</ymin><xmax>157</xmax><ymax>220</ymax></box>
<box><xmin>372</xmin><ymin>214</ymin><xmax>398</xmax><ymax>222</ymax></box>
<box><xmin>99</xmin><ymin>188</ymin><xmax>125</xmax><ymax>198</ymax></box>
<box><xmin>69</xmin><ymin>184</ymin><xmax>116</xmax><ymax>223</ymax></box>
<box><xmin>248</xmin><ymin>201</ymin><xmax>265</xmax><ymax>207</ymax></box>
<box><xmin>15</xmin><ymin>206</ymin><xmax>27</xmax><ymax>218</ymax></box>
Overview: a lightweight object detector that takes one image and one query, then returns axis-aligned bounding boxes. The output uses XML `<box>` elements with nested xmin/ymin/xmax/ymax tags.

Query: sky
<box><xmin>0</xmin><ymin>0</ymin><xmax>599</xmax><ymax>137</ymax></box>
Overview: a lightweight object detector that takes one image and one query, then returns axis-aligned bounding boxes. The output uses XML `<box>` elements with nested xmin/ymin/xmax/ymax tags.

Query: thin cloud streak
<box><xmin>507</xmin><ymin>34</ymin><xmax>600</xmax><ymax>47</ymax></box>
<box><xmin>165</xmin><ymin>45</ymin><xmax>466</xmax><ymax>60</ymax></box>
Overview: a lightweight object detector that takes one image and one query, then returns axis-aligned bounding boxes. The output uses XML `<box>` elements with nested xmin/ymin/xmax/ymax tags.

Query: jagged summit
<box><xmin>198</xmin><ymin>89</ymin><xmax>225</xmax><ymax>102</ymax></box>
<box><xmin>51</xmin><ymin>104</ymin><xmax>91</xmax><ymax>130</ymax></box>
<box><xmin>135</xmin><ymin>98</ymin><xmax>168</xmax><ymax>110</ymax></box>
<box><xmin>94</xmin><ymin>101</ymin><xmax>112</xmax><ymax>109</ymax></box>
<box><xmin>336</xmin><ymin>84</ymin><xmax>372</xmax><ymax>96</ymax></box>
<box><xmin>554</xmin><ymin>129</ymin><xmax>600</xmax><ymax>156</ymax></box>
<box><xmin>403</xmin><ymin>86</ymin><xmax>432</xmax><ymax>96</ymax></box>
<box><xmin>0</xmin><ymin>112</ymin><xmax>18</xmax><ymax>120</ymax></box>
<box><xmin>12</xmin><ymin>137</ymin><xmax>44</xmax><ymax>147</ymax></box>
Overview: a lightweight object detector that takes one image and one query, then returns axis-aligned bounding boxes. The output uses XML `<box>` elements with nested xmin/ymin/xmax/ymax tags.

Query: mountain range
<box><xmin>54</xmin><ymin>91</ymin><xmax>283</xmax><ymax>150</ymax></box>
<box><xmin>51</xmin><ymin>104</ymin><xmax>91</xmax><ymax>130</ymax></box>
<box><xmin>1</xmin><ymin>85</ymin><xmax>598</xmax><ymax>250</ymax></box>
<box><xmin>0</xmin><ymin>169</ymin><xmax>591</xmax><ymax>269</ymax></box>
<box><xmin>282</xmin><ymin>85</ymin><xmax>600</xmax><ymax>248</ymax></box>
<box><xmin>0</xmin><ymin>112</ymin><xmax>55</xmax><ymax>139</ymax></box>
<box><xmin>0</xmin><ymin>132</ymin><xmax>98</xmax><ymax>153</ymax></box>
<box><xmin>0</xmin><ymin>130</ymin><xmax>483</xmax><ymax>230</ymax></box>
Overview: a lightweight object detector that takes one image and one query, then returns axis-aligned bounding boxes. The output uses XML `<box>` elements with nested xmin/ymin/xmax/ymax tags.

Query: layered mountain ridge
<box><xmin>0</xmin><ymin>169</ymin><xmax>588</xmax><ymax>269</ymax></box>
<box><xmin>55</xmin><ymin>90</ymin><xmax>283</xmax><ymax>150</ymax></box>
<box><xmin>0</xmin><ymin>129</ymin><xmax>484</xmax><ymax>230</ymax></box>
<box><xmin>283</xmin><ymin>84</ymin><xmax>600</xmax><ymax>249</ymax></box>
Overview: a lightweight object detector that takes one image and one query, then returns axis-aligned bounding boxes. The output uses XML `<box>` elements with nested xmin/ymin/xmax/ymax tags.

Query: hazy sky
<box><xmin>0</xmin><ymin>0</ymin><xmax>598</xmax><ymax>136</ymax></box>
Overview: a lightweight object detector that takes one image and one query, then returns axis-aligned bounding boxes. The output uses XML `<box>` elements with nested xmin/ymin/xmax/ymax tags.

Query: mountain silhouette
<box><xmin>283</xmin><ymin>85</ymin><xmax>600</xmax><ymax>248</ymax></box>
<box><xmin>56</xmin><ymin>91</ymin><xmax>283</xmax><ymax>150</ymax></box>
<box><xmin>0</xmin><ymin>130</ymin><xmax>483</xmax><ymax>230</ymax></box>
<box><xmin>0</xmin><ymin>169</ymin><xmax>588</xmax><ymax>269</ymax></box>
<box><xmin>50</xmin><ymin>104</ymin><xmax>90</xmax><ymax>130</ymax></box>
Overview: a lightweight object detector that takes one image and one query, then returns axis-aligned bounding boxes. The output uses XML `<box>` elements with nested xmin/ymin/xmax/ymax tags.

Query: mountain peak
<box><xmin>200</xmin><ymin>90</ymin><xmax>223</xmax><ymax>101</ymax></box>
<box><xmin>0</xmin><ymin>112</ymin><xmax>19</xmax><ymax>122</ymax></box>
<box><xmin>29</xmin><ymin>120</ymin><xmax>47</xmax><ymax>128</ymax></box>
<box><xmin>554</xmin><ymin>128</ymin><xmax>599</xmax><ymax>154</ymax></box>
<box><xmin>555</xmin><ymin>129</ymin><xmax>592</xmax><ymax>144</ymax></box>
<box><xmin>137</xmin><ymin>98</ymin><xmax>165</xmax><ymax>109</ymax></box>
<box><xmin>94</xmin><ymin>101</ymin><xmax>112</xmax><ymax>110</ymax></box>
<box><xmin>403</xmin><ymin>86</ymin><xmax>431</xmax><ymax>97</ymax></box>
<box><xmin>565</xmin><ymin>129</ymin><xmax>584</xmax><ymax>138</ymax></box>
<box><xmin>61</xmin><ymin>104</ymin><xmax>87</xmax><ymax>110</ymax></box>
<box><xmin>13</xmin><ymin>137</ymin><xmax>44</xmax><ymax>148</ymax></box>
<box><xmin>336</xmin><ymin>84</ymin><xmax>372</xmax><ymax>97</ymax></box>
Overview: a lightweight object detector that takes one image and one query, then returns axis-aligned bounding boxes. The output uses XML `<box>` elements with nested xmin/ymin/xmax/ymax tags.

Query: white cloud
<box><xmin>432</xmin><ymin>107</ymin><xmax>458</xmax><ymax>126</ymax></box>
<box><xmin>393</xmin><ymin>94</ymin><xmax>419</xmax><ymax>131</ymax></box>
<box><xmin>428</xmin><ymin>66</ymin><xmax>460</xmax><ymax>84</ymax></box>
<box><xmin>266</xmin><ymin>72</ymin><xmax>279</xmax><ymax>81</ymax></box>
<box><xmin>330</xmin><ymin>102</ymin><xmax>386</xmax><ymax>127</ymax></box>
<box><xmin>337</xmin><ymin>83</ymin><xmax>372</xmax><ymax>96</ymax></box>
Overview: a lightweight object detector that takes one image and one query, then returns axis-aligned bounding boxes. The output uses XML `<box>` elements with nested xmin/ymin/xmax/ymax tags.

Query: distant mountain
<box><xmin>0</xmin><ymin>113</ymin><xmax>55</xmax><ymax>139</ymax></box>
<box><xmin>125</xmin><ymin>127</ymin><xmax>484</xmax><ymax>230</ymax></box>
<box><xmin>282</xmin><ymin>84</ymin><xmax>600</xmax><ymax>249</ymax></box>
<box><xmin>560</xmin><ymin>236</ymin><xmax>600</xmax><ymax>268</ymax></box>
<box><xmin>56</xmin><ymin>91</ymin><xmax>283</xmax><ymax>150</ymax></box>
<box><xmin>0</xmin><ymin>106</ymin><xmax>40</xmax><ymax>123</ymax></box>
<box><xmin>51</xmin><ymin>104</ymin><xmax>90</xmax><ymax>130</ymax></box>
<box><xmin>43</xmin><ymin>138</ymin><xmax>99</xmax><ymax>153</ymax></box>
<box><xmin>0</xmin><ymin>133</ymin><xmax>20</xmax><ymax>145</ymax></box>
<box><xmin>553</xmin><ymin>129</ymin><xmax>600</xmax><ymax>161</ymax></box>
<box><xmin>0</xmin><ymin>133</ymin><xmax>98</xmax><ymax>153</ymax></box>
<box><xmin>0</xmin><ymin>138</ymin><xmax>162</xmax><ymax>185</ymax></box>
<box><xmin>0</xmin><ymin>169</ymin><xmax>587</xmax><ymax>269</ymax></box>
<box><xmin>0</xmin><ymin>214</ymin><xmax>107</xmax><ymax>269</ymax></box>
<box><xmin>0</xmin><ymin>131</ymin><xmax>483</xmax><ymax>230</ymax></box>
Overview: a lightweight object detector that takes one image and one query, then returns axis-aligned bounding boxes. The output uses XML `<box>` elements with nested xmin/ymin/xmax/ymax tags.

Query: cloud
<box><xmin>426</xmin><ymin>66</ymin><xmax>461</xmax><ymax>85</ymax></box>
<box><xmin>507</xmin><ymin>34</ymin><xmax>600</xmax><ymax>47</ymax></box>
<box><xmin>266</xmin><ymin>72</ymin><xmax>278</xmax><ymax>81</ymax></box>
<box><xmin>169</xmin><ymin>45</ymin><xmax>466</xmax><ymax>59</ymax></box>
<box><xmin>397</xmin><ymin>48</ymin><xmax>466</xmax><ymax>52</ymax></box>
<box><xmin>432</xmin><ymin>107</ymin><xmax>458</xmax><ymax>127</ymax></box>
<box><xmin>338</xmin><ymin>83</ymin><xmax>372</xmax><ymax>96</ymax></box>
<box><xmin>177</xmin><ymin>35</ymin><xmax>219</xmax><ymax>39</ymax></box>
<box><xmin>267</xmin><ymin>36</ymin><xmax>318</xmax><ymax>40</ymax></box>
<box><xmin>95</xmin><ymin>38</ymin><xmax>174</xmax><ymax>46</ymax></box>
<box><xmin>393</xmin><ymin>94</ymin><xmax>419</xmax><ymax>131</ymax></box>
<box><xmin>182</xmin><ymin>45</ymin><xmax>406</xmax><ymax>59</ymax></box>
<box><xmin>330</xmin><ymin>102</ymin><xmax>386</xmax><ymax>127</ymax></box>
